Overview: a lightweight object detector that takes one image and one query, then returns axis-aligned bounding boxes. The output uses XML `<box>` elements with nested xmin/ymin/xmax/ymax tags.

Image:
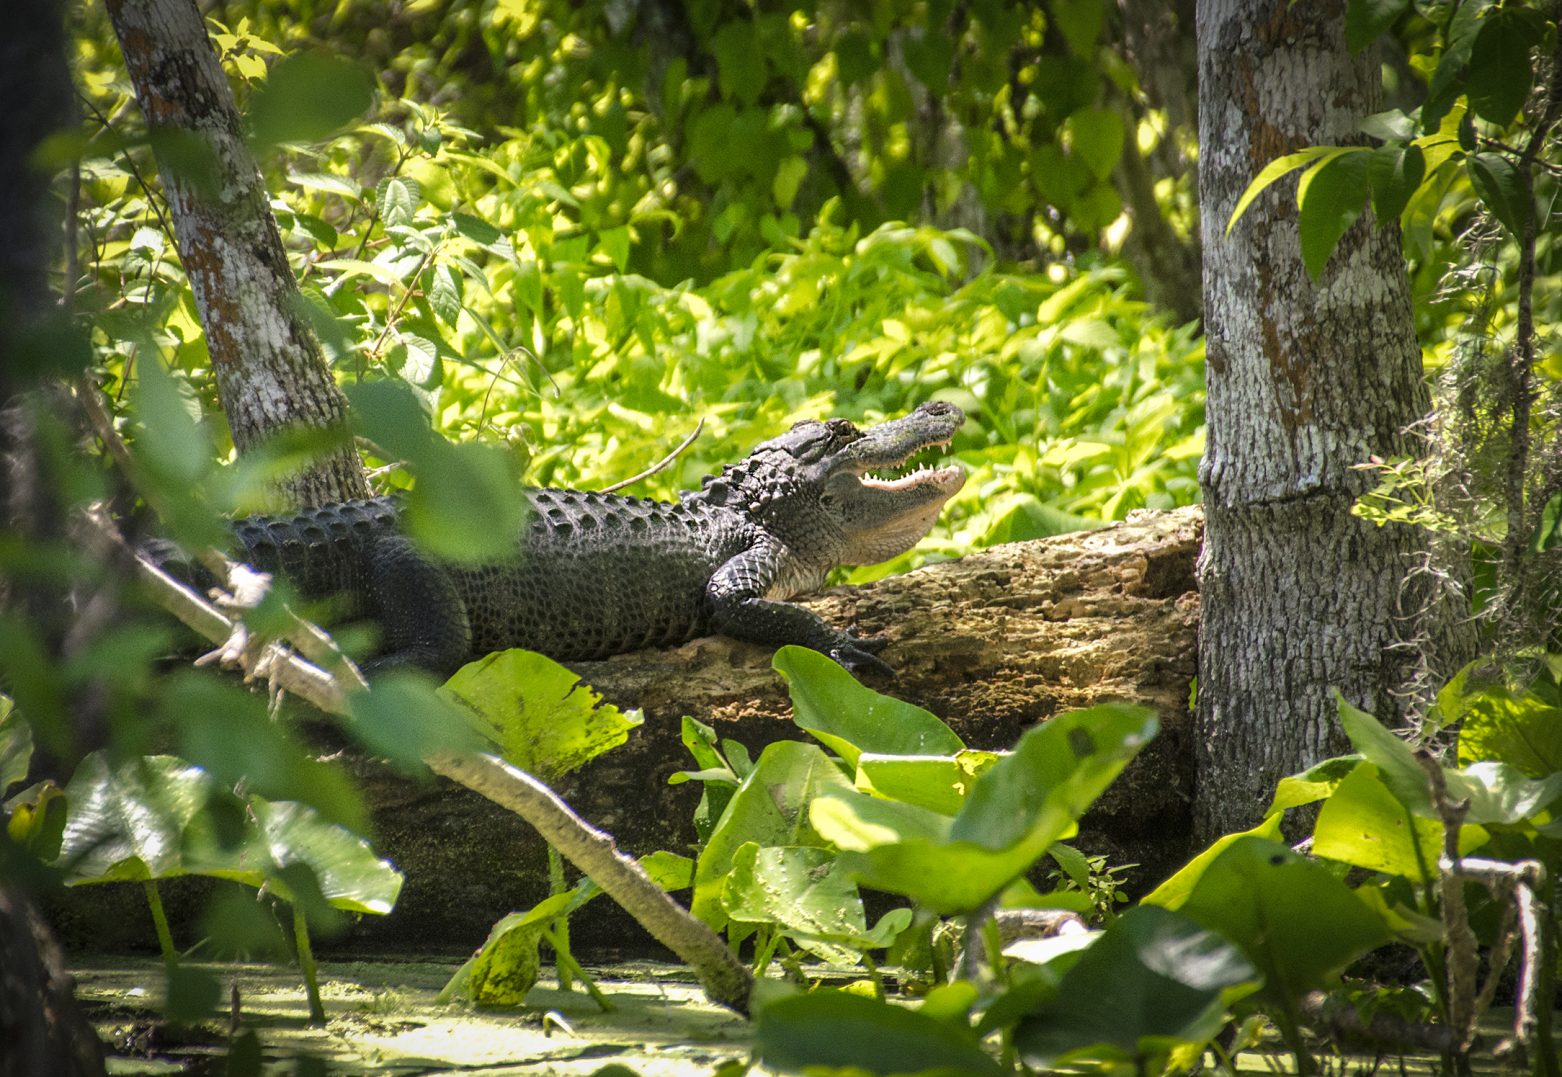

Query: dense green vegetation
<box><xmin>2</xmin><ymin>0</ymin><xmax>1560</xmax><ymax>1073</ymax></box>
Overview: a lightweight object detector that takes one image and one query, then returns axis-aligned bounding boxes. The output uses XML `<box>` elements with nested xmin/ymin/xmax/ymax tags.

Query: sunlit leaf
<box><xmin>1297</xmin><ymin>150</ymin><xmax>1371</xmax><ymax>279</ymax></box>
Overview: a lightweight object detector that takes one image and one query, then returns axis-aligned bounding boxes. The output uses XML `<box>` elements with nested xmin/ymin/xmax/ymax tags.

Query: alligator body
<box><xmin>153</xmin><ymin>402</ymin><xmax>966</xmax><ymax>677</ymax></box>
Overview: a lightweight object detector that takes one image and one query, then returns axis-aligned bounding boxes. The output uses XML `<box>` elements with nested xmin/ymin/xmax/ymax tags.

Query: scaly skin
<box><xmin>153</xmin><ymin>402</ymin><xmax>966</xmax><ymax>676</ymax></box>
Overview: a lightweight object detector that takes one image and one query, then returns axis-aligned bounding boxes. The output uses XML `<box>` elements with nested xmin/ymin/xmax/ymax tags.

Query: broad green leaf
<box><xmin>1051</xmin><ymin>0</ymin><xmax>1106</xmax><ymax>57</ymax></box>
<box><xmin>1333</xmin><ymin>691</ymin><xmax>1431</xmax><ymax>814</ymax></box>
<box><xmin>440</xmin><ymin>649</ymin><xmax>643</xmax><ymax>781</ymax></box>
<box><xmin>754</xmin><ymin>989</ymin><xmax>1003</xmax><ymax>1077</ymax></box>
<box><xmin>855</xmin><ymin>750</ymin><xmax>1002</xmax><ymax>816</ymax></box>
<box><xmin>1466</xmin><ymin>153</ymin><xmax>1530</xmax><ymax>239</ymax></box>
<box><xmin>1468</xmin><ymin>11</ymin><xmax>1537</xmax><ymax>127</ymax></box>
<box><xmin>249</xmin><ymin>54</ymin><xmax>373</xmax><ymax>147</ymax></box>
<box><xmin>247</xmin><ymin>799</ymin><xmax>403</xmax><ymax>914</ymax></box>
<box><xmin>1297</xmin><ymin>150</ymin><xmax>1371</xmax><ymax>279</ymax></box>
<box><xmin>7</xmin><ymin>783</ymin><xmax>67</xmax><ymax>862</ymax></box>
<box><xmin>815</xmin><ymin>704</ymin><xmax>1157</xmax><ymax>913</ymax></box>
<box><xmin>1225</xmin><ymin>146</ymin><xmax>1343</xmax><ymax>235</ymax></box>
<box><xmin>772</xmin><ymin>155</ymin><xmax>809</xmax><ymax>210</ymax></box>
<box><xmin>59</xmin><ymin>754</ymin><xmax>401</xmax><ymax>915</ymax></box>
<box><xmin>691</xmin><ymin>741</ymin><xmax>856</xmax><ymax>928</ymax></box>
<box><xmin>438</xmin><ymin>890</ymin><xmax>577</xmax><ymax>1005</ymax></box>
<box><xmin>1015</xmin><ymin>906</ymin><xmax>1259</xmax><ymax>1070</ymax></box>
<box><xmin>1265</xmin><ymin>756</ymin><xmax>1361</xmax><ymax>818</ymax></box>
<box><xmin>1162</xmin><ymin>837</ymin><xmax>1390</xmax><ymax>1011</ymax></box>
<box><xmin>288</xmin><ymin>171</ymin><xmax>361</xmax><ymax>201</ymax></box>
<box><xmin>775</xmin><ymin>646</ymin><xmax>963</xmax><ymax>767</ymax></box>
<box><xmin>345</xmin><ymin>672</ymin><xmax>484</xmax><ymax>774</ymax></box>
<box><xmin>1345</xmin><ymin>0</ymin><xmax>1409</xmax><ymax>52</ymax></box>
<box><xmin>0</xmin><ymin>696</ymin><xmax>32</xmax><ymax>795</ymax></box>
<box><xmin>1367</xmin><ymin>143</ymin><xmax>1425</xmax><ymax>223</ymax></box>
<box><xmin>1445</xmin><ymin>761</ymin><xmax>1562</xmax><ymax>827</ymax></box>
<box><xmin>722</xmin><ymin>843</ymin><xmax>884</xmax><ymax>964</ymax></box>
<box><xmin>1533</xmin><ymin>491</ymin><xmax>1562</xmax><ymax>552</ymax></box>
<box><xmin>951</xmin><ymin>704</ymin><xmax>1156</xmax><ymax>848</ymax></box>
<box><xmin>1360</xmin><ymin>110</ymin><xmax>1416</xmax><ymax>142</ymax></box>
<box><xmin>1142</xmin><ymin>814</ymin><xmax>1284</xmax><ymax>909</ymax></box>
<box><xmin>1065</xmin><ymin>107</ymin><xmax>1125</xmax><ymax>181</ymax></box>
<box><xmin>1455</xmin><ymin>684</ymin><xmax>1562</xmax><ymax>776</ymax></box>
<box><xmin>131</xmin><ymin>356</ymin><xmax>211</xmax><ymax>486</ymax></box>
<box><xmin>1312</xmin><ymin>763</ymin><xmax>1443</xmax><ymax>882</ymax></box>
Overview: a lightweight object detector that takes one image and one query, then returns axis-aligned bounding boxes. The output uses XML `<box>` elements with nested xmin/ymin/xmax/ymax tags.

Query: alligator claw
<box><xmin>832</xmin><ymin>641</ymin><xmax>895</xmax><ymax>679</ymax></box>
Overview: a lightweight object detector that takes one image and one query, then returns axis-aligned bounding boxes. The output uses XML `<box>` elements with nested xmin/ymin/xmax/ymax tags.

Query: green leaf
<box><xmin>775</xmin><ymin>646</ymin><xmax>963</xmax><ymax>767</ymax></box>
<box><xmin>1266</xmin><ymin>756</ymin><xmax>1362</xmax><ymax>818</ymax></box>
<box><xmin>58</xmin><ymin>754</ymin><xmax>401</xmax><ymax>915</ymax></box>
<box><xmin>855</xmin><ymin>750</ymin><xmax>1002</xmax><ymax>816</ymax></box>
<box><xmin>1225</xmin><ymin>146</ymin><xmax>1344</xmax><ymax>235</ymax></box>
<box><xmin>1158</xmin><ymin>837</ymin><xmax>1390</xmax><ymax>1012</ymax></box>
<box><xmin>1297</xmin><ymin>150</ymin><xmax>1371</xmax><ymax>279</ymax></box>
<box><xmin>345</xmin><ymin>671</ymin><xmax>484</xmax><ymax>774</ymax></box>
<box><xmin>1142</xmin><ymin>814</ymin><xmax>1284</xmax><ymax>909</ymax></box>
<box><xmin>1345</xmin><ymin>0</ymin><xmax>1409</xmax><ymax>52</ymax></box>
<box><xmin>249</xmin><ymin>53</ymin><xmax>374</xmax><ymax>147</ymax></box>
<box><xmin>711</xmin><ymin>22</ymin><xmax>764</xmax><ymax>105</ymax></box>
<box><xmin>439</xmin><ymin>649</ymin><xmax>643</xmax><ymax>781</ymax></box>
<box><xmin>1468</xmin><ymin>11</ymin><xmax>1537</xmax><ymax>127</ymax></box>
<box><xmin>1051</xmin><ymin>0</ymin><xmax>1106</xmax><ymax>57</ymax></box>
<box><xmin>1445</xmin><ymin>761</ymin><xmax>1562</xmax><ymax>828</ymax></box>
<box><xmin>1367</xmin><ymin>143</ymin><xmax>1425</xmax><ymax>223</ymax></box>
<box><xmin>722</xmin><ymin>843</ymin><xmax>881</xmax><ymax>964</ymax></box>
<box><xmin>1360</xmin><ymin>110</ymin><xmax>1416</xmax><ymax>142</ymax></box>
<box><xmin>1312</xmin><ymin>763</ymin><xmax>1444</xmax><ymax>882</ymax></box>
<box><xmin>1534</xmin><ymin>491</ymin><xmax>1562</xmax><ymax>552</ymax></box>
<box><xmin>131</xmin><ymin>357</ymin><xmax>211</xmax><ymax>486</ymax></box>
<box><xmin>1015</xmin><ymin>906</ymin><xmax>1259</xmax><ymax>1070</ymax></box>
<box><xmin>1332</xmin><ymin>691</ymin><xmax>1432</xmax><ymax>814</ymax></box>
<box><xmin>690</xmin><ymin>741</ymin><xmax>856</xmax><ymax>928</ymax></box>
<box><xmin>815</xmin><ymin>704</ymin><xmax>1157</xmax><ymax>913</ymax></box>
<box><xmin>772</xmin><ymin>155</ymin><xmax>809</xmax><ymax>210</ymax></box>
<box><xmin>440</xmin><ymin>891</ymin><xmax>577</xmax><ymax>1005</ymax></box>
<box><xmin>0</xmin><ymin>696</ymin><xmax>32</xmax><ymax>795</ymax></box>
<box><xmin>1065</xmin><ymin>108</ymin><xmax>1125</xmax><ymax>182</ymax></box>
<box><xmin>1466</xmin><ymin>153</ymin><xmax>1530</xmax><ymax>239</ymax></box>
<box><xmin>754</xmin><ymin>989</ymin><xmax>1003</xmax><ymax>1077</ymax></box>
<box><xmin>1455</xmin><ymin>683</ymin><xmax>1562</xmax><ymax>776</ymax></box>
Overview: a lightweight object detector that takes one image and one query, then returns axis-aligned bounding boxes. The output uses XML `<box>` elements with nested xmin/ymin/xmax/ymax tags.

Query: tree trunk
<box><xmin>0</xmin><ymin>2</ymin><xmax>110</xmax><ymax>1072</ymax></box>
<box><xmin>1193</xmin><ymin>0</ymin><xmax>1460</xmax><ymax>839</ymax></box>
<box><xmin>104</xmin><ymin>0</ymin><xmax>367</xmax><ymax>508</ymax></box>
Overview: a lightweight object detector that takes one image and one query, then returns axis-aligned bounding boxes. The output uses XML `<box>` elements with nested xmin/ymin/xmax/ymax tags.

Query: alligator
<box><xmin>150</xmin><ymin>402</ymin><xmax>966</xmax><ymax>678</ymax></box>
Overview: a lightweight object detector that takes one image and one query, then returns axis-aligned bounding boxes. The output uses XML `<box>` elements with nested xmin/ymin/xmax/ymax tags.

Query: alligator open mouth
<box><xmin>859</xmin><ymin>446</ymin><xmax>965</xmax><ymax>494</ymax></box>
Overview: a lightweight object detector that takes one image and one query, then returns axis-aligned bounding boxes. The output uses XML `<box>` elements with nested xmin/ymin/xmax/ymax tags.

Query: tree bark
<box><xmin>0</xmin><ymin>2</ymin><xmax>109</xmax><ymax>1072</ymax></box>
<box><xmin>1193</xmin><ymin>0</ymin><xmax>1462</xmax><ymax>840</ymax></box>
<box><xmin>104</xmin><ymin>0</ymin><xmax>367</xmax><ymax>508</ymax></box>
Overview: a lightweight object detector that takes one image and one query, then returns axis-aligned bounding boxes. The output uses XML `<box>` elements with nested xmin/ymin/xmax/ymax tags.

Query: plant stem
<box><xmin>546</xmin><ymin>844</ymin><xmax>574</xmax><ymax>992</ymax></box>
<box><xmin>293</xmin><ymin>904</ymin><xmax>326</xmax><ymax>1024</ymax></box>
<box><xmin>142</xmin><ymin>879</ymin><xmax>178</xmax><ymax>973</ymax></box>
<box><xmin>547</xmin><ymin>927</ymin><xmax>613</xmax><ymax>1012</ymax></box>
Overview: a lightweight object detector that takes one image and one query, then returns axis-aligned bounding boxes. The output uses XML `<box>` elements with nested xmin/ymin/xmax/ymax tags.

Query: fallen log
<box><xmin>351</xmin><ymin>505</ymin><xmax>1203</xmax><ymax>950</ymax></box>
<box><xmin>54</xmin><ymin>507</ymin><xmax>1202</xmax><ymax>953</ymax></box>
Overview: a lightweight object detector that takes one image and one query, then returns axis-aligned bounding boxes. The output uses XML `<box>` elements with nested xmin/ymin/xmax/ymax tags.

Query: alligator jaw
<box><xmin>833</xmin><ymin>401</ymin><xmax>967</xmax><ymax>564</ymax></box>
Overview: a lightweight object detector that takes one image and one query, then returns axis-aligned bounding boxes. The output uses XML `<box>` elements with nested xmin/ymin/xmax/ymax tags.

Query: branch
<box><xmin>74</xmin><ymin>487</ymin><xmax>752</xmax><ymax>1013</ymax></box>
<box><xmin>598</xmin><ymin>418</ymin><xmax>704</xmax><ymax>494</ymax></box>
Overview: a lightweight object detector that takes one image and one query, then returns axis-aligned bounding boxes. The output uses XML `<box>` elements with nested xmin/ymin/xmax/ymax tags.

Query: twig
<box><xmin>598</xmin><ymin>418</ymin><xmax>705</xmax><ymax>494</ymax></box>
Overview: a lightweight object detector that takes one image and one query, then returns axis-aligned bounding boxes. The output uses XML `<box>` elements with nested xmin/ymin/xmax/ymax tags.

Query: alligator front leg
<box><xmin>707</xmin><ymin>543</ymin><xmax>892</xmax><ymax>675</ymax></box>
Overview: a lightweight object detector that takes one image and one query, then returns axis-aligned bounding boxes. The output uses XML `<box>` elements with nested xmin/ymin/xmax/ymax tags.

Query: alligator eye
<box><xmin>827</xmin><ymin>419</ymin><xmax>859</xmax><ymax>438</ymax></box>
<box><xmin>820</xmin><ymin>491</ymin><xmax>837</xmax><ymax>507</ymax></box>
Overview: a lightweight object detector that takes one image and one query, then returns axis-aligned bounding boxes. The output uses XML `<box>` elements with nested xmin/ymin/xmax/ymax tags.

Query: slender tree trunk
<box><xmin>104</xmin><ymin>0</ymin><xmax>367</xmax><ymax>507</ymax></box>
<box><xmin>0</xmin><ymin>1</ymin><xmax>110</xmax><ymax>1072</ymax></box>
<box><xmin>1193</xmin><ymin>0</ymin><xmax>1461</xmax><ymax>839</ymax></box>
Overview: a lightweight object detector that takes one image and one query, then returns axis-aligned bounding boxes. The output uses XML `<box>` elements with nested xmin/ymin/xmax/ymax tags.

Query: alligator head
<box><xmin>696</xmin><ymin>401</ymin><xmax>967</xmax><ymax>582</ymax></box>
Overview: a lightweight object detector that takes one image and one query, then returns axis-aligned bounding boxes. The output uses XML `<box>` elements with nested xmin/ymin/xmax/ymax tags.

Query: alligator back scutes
<box><xmin>524</xmin><ymin>488</ymin><xmax>696</xmax><ymax>538</ymax></box>
<box><xmin>231</xmin><ymin>496</ymin><xmax>402</xmax><ymax>597</ymax></box>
